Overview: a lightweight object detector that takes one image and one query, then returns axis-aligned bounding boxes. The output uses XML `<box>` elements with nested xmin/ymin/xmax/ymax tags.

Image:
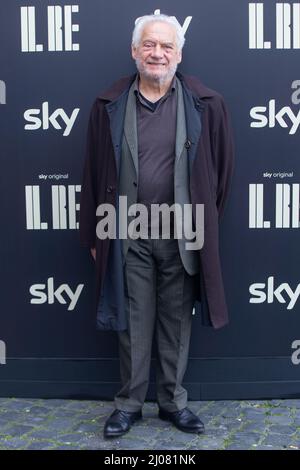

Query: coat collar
<box><xmin>98</xmin><ymin>71</ymin><xmax>217</xmax><ymax>104</ymax></box>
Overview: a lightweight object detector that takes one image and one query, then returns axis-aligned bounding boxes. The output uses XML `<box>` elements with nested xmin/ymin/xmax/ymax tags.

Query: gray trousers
<box><xmin>114</xmin><ymin>236</ymin><xmax>197</xmax><ymax>413</ymax></box>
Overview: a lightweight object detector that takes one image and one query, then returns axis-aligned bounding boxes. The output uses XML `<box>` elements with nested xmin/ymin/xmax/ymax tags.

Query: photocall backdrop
<box><xmin>1</xmin><ymin>0</ymin><xmax>300</xmax><ymax>399</ymax></box>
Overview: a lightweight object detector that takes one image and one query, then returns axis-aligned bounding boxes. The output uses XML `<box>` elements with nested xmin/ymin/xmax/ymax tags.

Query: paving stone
<box><xmin>72</xmin><ymin>422</ymin><xmax>100</xmax><ymax>433</ymax></box>
<box><xmin>66</xmin><ymin>401</ymin><xmax>92</xmax><ymax>411</ymax></box>
<box><xmin>277</xmin><ymin>400</ymin><xmax>300</xmax><ymax>408</ymax></box>
<box><xmin>54</xmin><ymin>444</ymin><xmax>83</xmax><ymax>450</ymax></box>
<box><xmin>268</xmin><ymin>424</ymin><xmax>297</xmax><ymax>435</ymax></box>
<box><xmin>0</xmin><ymin>418</ymin><xmax>12</xmax><ymax>428</ymax></box>
<box><xmin>45</xmin><ymin>417</ymin><xmax>77</xmax><ymax>431</ymax></box>
<box><xmin>4</xmin><ymin>424</ymin><xmax>35</xmax><ymax>437</ymax></box>
<box><xmin>26</xmin><ymin>429</ymin><xmax>65</xmax><ymax>440</ymax></box>
<box><xmin>49</xmin><ymin>408</ymin><xmax>80</xmax><ymax>418</ymax></box>
<box><xmin>79</xmin><ymin>436</ymin><xmax>120</xmax><ymax>450</ymax></box>
<box><xmin>24</xmin><ymin>406</ymin><xmax>51</xmax><ymax>415</ymax></box>
<box><xmin>18</xmin><ymin>416</ymin><xmax>49</xmax><ymax>425</ymax></box>
<box><xmin>242</xmin><ymin>409</ymin><xmax>267</xmax><ymax>418</ymax></box>
<box><xmin>76</xmin><ymin>411</ymin><xmax>105</xmax><ymax>420</ymax></box>
<box><xmin>265</xmin><ymin>415</ymin><xmax>293</xmax><ymax>425</ymax></box>
<box><xmin>262</xmin><ymin>433</ymin><xmax>293</xmax><ymax>447</ymax></box>
<box><xmin>250</xmin><ymin>444</ymin><xmax>284</xmax><ymax>450</ymax></box>
<box><xmin>287</xmin><ymin>443</ymin><xmax>300</xmax><ymax>450</ymax></box>
<box><xmin>158</xmin><ymin>431</ymin><xmax>200</xmax><ymax>446</ymax></box>
<box><xmin>4</xmin><ymin>400</ymin><xmax>32</xmax><ymax>411</ymax></box>
<box><xmin>212</xmin><ymin>418</ymin><xmax>243</xmax><ymax>430</ymax></box>
<box><xmin>114</xmin><ymin>438</ymin><xmax>149</xmax><ymax>450</ymax></box>
<box><xmin>56</xmin><ymin>433</ymin><xmax>87</xmax><ymax>444</ymax></box>
<box><xmin>293</xmin><ymin>409</ymin><xmax>300</xmax><ymax>419</ymax></box>
<box><xmin>145</xmin><ymin>439</ymin><xmax>188</xmax><ymax>450</ymax></box>
<box><xmin>0</xmin><ymin>411</ymin><xmax>25</xmax><ymax>422</ymax></box>
<box><xmin>230</xmin><ymin>432</ymin><xmax>262</xmax><ymax>445</ymax></box>
<box><xmin>225</xmin><ymin>443</ymin><xmax>251</xmax><ymax>450</ymax></box>
<box><xmin>127</xmin><ymin>425</ymin><xmax>161</xmax><ymax>440</ymax></box>
<box><xmin>26</xmin><ymin>440</ymin><xmax>57</xmax><ymax>450</ymax></box>
<box><xmin>42</xmin><ymin>399</ymin><xmax>70</xmax><ymax>407</ymax></box>
<box><xmin>0</xmin><ymin>438</ymin><xmax>30</xmax><ymax>449</ymax></box>
<box><xmin>238</xmin><ymin>421</ymin><xmax>266</xmax><ymax>433</ymax></box>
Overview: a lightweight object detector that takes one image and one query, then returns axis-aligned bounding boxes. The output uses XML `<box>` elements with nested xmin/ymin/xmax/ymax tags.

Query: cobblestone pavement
<box><xmin>0</xmin><ymin>398</ymin><xmax>299</xmax><ymax>450</ymax></box>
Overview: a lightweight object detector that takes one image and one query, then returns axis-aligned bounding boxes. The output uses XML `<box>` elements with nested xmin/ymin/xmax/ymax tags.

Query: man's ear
<box><xmin>131</xmin><ymin>45</ymin><xmax>137</xmax><ymax>60</ymax></box>
<box><xmin>177</xmin><ymin>49</ymin><xmax>182</xmax><ymax>64</ymax></box>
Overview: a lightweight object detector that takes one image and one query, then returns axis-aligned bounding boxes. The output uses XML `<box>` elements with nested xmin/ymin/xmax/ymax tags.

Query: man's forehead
<box><xmin>140</xmin><ymin>22</ymin><xmax>177</xmax><ymax>42</ymax></box>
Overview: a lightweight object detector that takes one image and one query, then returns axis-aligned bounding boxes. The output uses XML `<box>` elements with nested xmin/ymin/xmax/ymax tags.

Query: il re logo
<box><xmin>0</xmin><ymin>340</ymin><xmax>6</xmax><ymax>365</ymax></box>
<box><xmin>20</xmin><ymin>5</ymin><xmax>79</xmax><ymax>52</ymax></box>
<box><xmin>249</xmin><ymin>2</ymin><xmax>300</xmax><ymax>49</ymax></box>
<box><xmin>249</xmin><ymin>183</ymin><xmax>300</xmax><ymax>229</ymax></box>
<box><xmin>30</xmin><ymin>277</ymin><xmax>84</xmax><ymax>311</ymax></box>
<box><xmin>25</xmin><ymin>184</ymin><xmax>81</xmax><ymax>230</ymax></box>
<box><xmin>0</xmin><ymin>80</ymin><xmax>6</xmax><ymax>104</ymax></box>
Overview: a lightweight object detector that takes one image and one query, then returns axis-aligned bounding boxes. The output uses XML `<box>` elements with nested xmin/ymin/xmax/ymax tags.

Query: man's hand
<box><xmin>90</xmin><ymin>247</ymin><xmax>96</xmax><ymax>261</ymax></box>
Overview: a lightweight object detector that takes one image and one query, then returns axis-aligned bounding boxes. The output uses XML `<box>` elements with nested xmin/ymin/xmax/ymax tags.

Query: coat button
<box><xmin>133</xmin><ymin>181</ymin><xmax>137</xmax><ymax>187</ymax></box>
<box><xmin>185</xmin><ymin>140</ymin><xmax>191</xmax><ymax>149</ymax></box>
<box><xmin>106</xmin><ymin>185</ymin><xmax>115</xmax><ymax>193</ymax></box>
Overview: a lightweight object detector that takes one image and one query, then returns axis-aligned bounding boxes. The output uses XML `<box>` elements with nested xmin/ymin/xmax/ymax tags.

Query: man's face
<box><xmin>132</xmin><ymin>21</ymin><xmax>182</xmax><ymax>84</ymax></box>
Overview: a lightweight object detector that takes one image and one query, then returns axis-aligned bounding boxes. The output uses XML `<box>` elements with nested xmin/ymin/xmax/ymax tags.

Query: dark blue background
<box><xmin>0</xmin><ymin>0</ymin><xmax>299</xmax><ymax>399</ymax></box>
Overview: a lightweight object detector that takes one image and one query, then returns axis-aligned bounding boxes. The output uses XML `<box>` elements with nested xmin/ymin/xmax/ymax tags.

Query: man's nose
<box><xmin>151</xmin><ymin>45</ymin><xmax>164</xmax><ymax>57</ymax></box>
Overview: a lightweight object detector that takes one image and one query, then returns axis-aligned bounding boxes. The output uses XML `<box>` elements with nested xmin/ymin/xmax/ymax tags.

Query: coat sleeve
<box><xmin>211</xmin><ymin>95</ymin><xmax>235</xmax><ymax>220</ymax></box>
<box><xmin>79</xmin><ymin>99</ymin><xmax>99</xmax><ymax>248</ymax></box>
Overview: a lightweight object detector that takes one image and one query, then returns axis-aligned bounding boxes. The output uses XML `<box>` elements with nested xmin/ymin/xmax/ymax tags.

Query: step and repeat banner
<box><xmin>1</xmin><ymin>0</ymin><xmax>300</xmax><ymax>399</ymax></box>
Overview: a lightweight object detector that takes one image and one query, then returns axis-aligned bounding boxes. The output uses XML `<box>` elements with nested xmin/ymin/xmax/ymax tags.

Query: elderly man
<box><xmin>79</xmin><ymin>14</ymin><xmax>234</xmax><ymax>438</ymax></box>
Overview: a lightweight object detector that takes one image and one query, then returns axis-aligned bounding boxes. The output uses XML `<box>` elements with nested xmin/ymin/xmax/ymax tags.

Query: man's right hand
<box><xmin>90</xmin><ymin>247</ymin><xmax>96</xmax><ymax>261</ymax></box>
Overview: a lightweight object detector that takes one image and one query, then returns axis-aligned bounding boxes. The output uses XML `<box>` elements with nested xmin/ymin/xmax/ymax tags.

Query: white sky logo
<box><xmin>250</xmin><ymin>81</ymin><xmax>300</xmax><ymax>134</ymax></box>
<box><xmin>20</xmin><ymin>5</ymin><xmax>79</xmax><ymax>52</ymax></box>
<box><xmin>30</xmin><ymin>277</ymin><xmax>83</xmax><ymax>311</ymax></box>
<box><xmin>0</xmin><ymin>80</ymin><xmax>6</xmax><ymax>104</ymax></box>
<box><xmin>24</xmin><ymin>102</ymin><xmax>79</xmax><ymax>136</ymax></box>
<box><xmin>135</xmin><ymin>9</ymin><xmax>192</xmax><ymax>35</ymax></box>
<box><xmin>250</xmin><ymin>100</ymin><xmax>300</xmax><ymax>134</ymax></box>
<box><xmin>249</xmin><ymin>277</ymin><xmax>300</xmax><ymax>310</ymax></box>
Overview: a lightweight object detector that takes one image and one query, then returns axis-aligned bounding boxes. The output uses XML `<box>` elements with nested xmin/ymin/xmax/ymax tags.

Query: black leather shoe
<box><xmin>158</xmin><ymin>407</ymin><xmax>205</xmax><ymax>434</ymax></box>
<box><xmin>103</xmin><ymin>409</ymin><xmax>142</xmax><ymax>438</ymax></box>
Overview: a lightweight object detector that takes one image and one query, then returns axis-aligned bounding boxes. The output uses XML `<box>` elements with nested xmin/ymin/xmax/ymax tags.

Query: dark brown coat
<box><xmin>79</xmin><ymin>71</ymin><xmax>235</xmax><ymax>329</ymax></box>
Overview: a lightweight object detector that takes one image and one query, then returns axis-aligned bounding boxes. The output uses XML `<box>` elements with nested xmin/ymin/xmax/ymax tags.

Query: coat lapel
<box><xmin>123</xmin><ymin>82</ymin><xmax>138</xmax><ymax>178</ymax></box>
<box><xmin>179</xmin><ymin>75</ymin><xmax>206</xmax><ymax>175</ymax></box>
<box><xmin>105</xmin><ymin>89</ymin><xmax>131</xmax><ymax>177</ymax></box>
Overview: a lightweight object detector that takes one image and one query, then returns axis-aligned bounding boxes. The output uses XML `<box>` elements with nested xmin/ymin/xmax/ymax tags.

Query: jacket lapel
<box><xmin>175</xmin><ymin>76</ymin><xmax>187</xmax><ymax>164</ymax></box>
<box><xmin>103</xmin><ymin>72</ymin><xmax>206</xmax><ymax>178</ymax></box>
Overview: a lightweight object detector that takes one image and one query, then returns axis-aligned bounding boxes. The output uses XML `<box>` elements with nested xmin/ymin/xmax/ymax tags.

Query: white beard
<box><xmin>135</xmin><ymin>58</ymin><xmax>178</xmax><ymax>86</ymax></box>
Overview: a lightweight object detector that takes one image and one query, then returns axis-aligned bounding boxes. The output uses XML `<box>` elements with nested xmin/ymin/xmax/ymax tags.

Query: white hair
<box><xmin>132</xmin><ymin>14</ymin><xmax>185</xmax><ymax>50</ymax></box>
